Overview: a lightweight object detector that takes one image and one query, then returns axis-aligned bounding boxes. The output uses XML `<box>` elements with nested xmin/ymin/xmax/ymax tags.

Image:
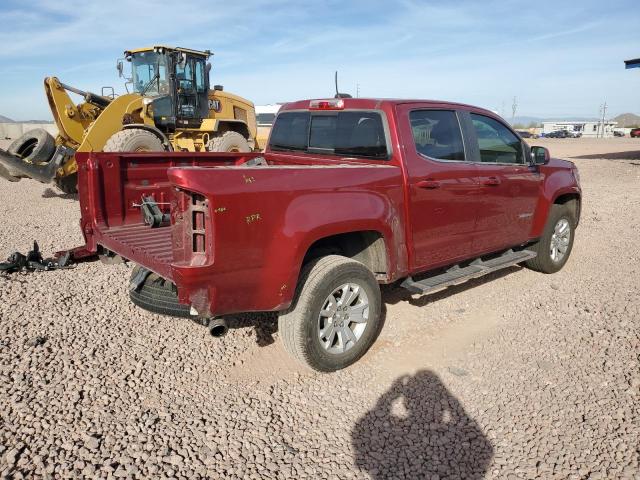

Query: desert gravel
<box><xmin>1</xmin><ymin>138</ymin><xmax>639</xmax><ymax>479</ymax></box>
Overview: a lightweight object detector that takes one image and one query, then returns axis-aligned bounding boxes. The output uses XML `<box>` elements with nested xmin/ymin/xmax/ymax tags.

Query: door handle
<box><xmin>416</xmin><ymin>179</ymin><xmax>440</xmax><ymax>189</ymax></box>
<box><xmin>482</xmin><ymin>177</ymin><xmax>501</xmax><ymax>186</ymax></box>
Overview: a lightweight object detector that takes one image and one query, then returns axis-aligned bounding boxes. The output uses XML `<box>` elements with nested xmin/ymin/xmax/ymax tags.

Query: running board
<box><xmin>400</xmin><ymin>249</ymin><xmax>536</xmax><ymax>295</ymax></box>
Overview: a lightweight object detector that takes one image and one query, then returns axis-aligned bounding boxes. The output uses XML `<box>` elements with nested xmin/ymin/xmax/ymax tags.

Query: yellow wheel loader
<box><xmin>0</xmin><ymin>46</ymin><xmax>259</xmax><ymax>193</ymax></box>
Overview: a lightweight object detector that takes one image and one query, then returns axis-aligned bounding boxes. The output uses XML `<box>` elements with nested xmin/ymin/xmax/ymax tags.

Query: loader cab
<box><xmin>124</xmin><ymin>46</ymin><xmax>211</xmax><ymax>131</ymax></box>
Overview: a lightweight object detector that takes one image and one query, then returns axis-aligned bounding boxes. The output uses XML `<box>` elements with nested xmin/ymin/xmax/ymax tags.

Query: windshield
<box><xmin>130</xmin><ymin>51</ymin><xmax>169</xmax><ymax>95</ymax></box>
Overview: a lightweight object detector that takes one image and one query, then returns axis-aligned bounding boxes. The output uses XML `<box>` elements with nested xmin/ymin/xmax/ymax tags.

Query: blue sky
<box><xmin>0</xmin><ymin>0</ymin><xmax>638</xmax><ymax>121</ymax></box>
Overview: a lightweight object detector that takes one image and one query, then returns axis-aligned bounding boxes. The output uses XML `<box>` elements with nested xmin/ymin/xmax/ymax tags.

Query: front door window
<box><xmin>471</xmin><ymin>114</ymin><xmax>524</xmax><ymax>164</ymax></box>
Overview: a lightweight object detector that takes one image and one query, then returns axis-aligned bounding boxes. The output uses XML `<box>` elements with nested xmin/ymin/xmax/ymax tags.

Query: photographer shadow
<box><xmin>352</xmin><ymin>370</ymin><xmax>493</xmax><ymax>479</ymax></box>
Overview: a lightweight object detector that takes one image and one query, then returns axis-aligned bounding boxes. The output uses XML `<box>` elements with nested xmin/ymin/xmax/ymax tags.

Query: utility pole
<box><xmin>356</xmin><ymin>83</ymin><xmax>360</xmax><ymax>98</ymax></box>
<box><xmin>511</xmin><ymin>96</ymin><xmax>518</xmax><ymax>124</ymax></box>
<box><xmin>598</xmin><ymin>101</ymin><xmax>608</xmax><ymax>138</ymax></box>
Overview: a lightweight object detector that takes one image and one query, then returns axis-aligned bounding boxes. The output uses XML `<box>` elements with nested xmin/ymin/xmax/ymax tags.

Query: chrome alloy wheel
<box><xmin>317</xmin><ymin>283</ymin><xmax>369</xmax><ymax>354</ymax></box>
<box><xmin>550</xmin><ymin>218</ymin><xmax>571</xmax><ymax>263</ymax></box>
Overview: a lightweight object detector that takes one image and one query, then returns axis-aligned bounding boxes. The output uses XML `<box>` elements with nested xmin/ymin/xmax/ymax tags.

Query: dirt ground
<box><xmin>0</xmin><ymin>138</ymin><xmax>639</xmax><ymax>479</ymax></box>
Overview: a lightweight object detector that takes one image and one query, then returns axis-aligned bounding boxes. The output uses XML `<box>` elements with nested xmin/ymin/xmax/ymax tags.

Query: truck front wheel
<box><xmin>279</xmin><ymin>255</ymin><xmax>383</xmax><ymax>372</ymax></box>
<box><xmin>525</xmin><ymin>203</ymin><xmax>576</xmax><ymax>274</ymax></box>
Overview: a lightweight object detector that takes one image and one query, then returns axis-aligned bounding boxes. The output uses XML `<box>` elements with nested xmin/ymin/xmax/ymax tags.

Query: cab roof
<box><xmin>280</xmin><ymin>98</ymin><xmax>498</xmax><ymax>117</ymax></box>
<box><xmin>125</xmin><ymin>46</ymin><xmax>211</xmax><ymax>57</ymax></box>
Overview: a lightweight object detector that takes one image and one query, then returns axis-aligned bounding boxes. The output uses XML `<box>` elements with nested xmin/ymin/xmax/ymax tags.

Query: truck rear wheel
<box><xmin>525</xmin><ymin>204</ymin><xmax>576</xmax><ymax>274</ymax></box>
<box><xmin>207</xmin><ymin>131</ymin><xmax>251</xmax><ymax>152</ymax></box>
<box><xmin>7</xmin><ymin>129</ymin><xmax>56</xmax><ymax>177</ymax></box>
<box><xmin>104</xmin><ymin>129</ymin><xmax>165</xmax><ymax>152</ymax></box>
<box><xmin>278</xmin><ymin>255</ymin><xmax>383</xmax><ymax>372</ymax></box>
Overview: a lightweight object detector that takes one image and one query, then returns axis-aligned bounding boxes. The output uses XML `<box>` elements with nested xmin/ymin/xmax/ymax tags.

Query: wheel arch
<box><xmin>553</xmin><ymin>191</ymin><xmax>581</xmax><ymax>226</ymax></box>
<box><xmin>122</xmin><ymin>124</ymin><xmax>173</xmax><ymax>151</ymax></box>
<box><xmin>216</xmin><ymin>121</ymin><xmax>254</xmax><ymax>148</ymax></box>
<box><xmin>301</xmin><ymin>230</ymin><xmax>390</xmax><ymax>279</ymax></box>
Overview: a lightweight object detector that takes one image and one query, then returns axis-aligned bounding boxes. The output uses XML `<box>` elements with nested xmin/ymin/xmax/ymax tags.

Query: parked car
<box><xmin>613</xmin><ymin>131</ymin><xmax>625</xmax><ymax>137</ymax></box>
<box><xmin>74</xmin><ymin>98</ymin><xmax>581</xmax><ymax>371</ymax></box>
<box><xmin>516</xmin><ymin>130</ymin><xmax>535</xmax><ymax>139</ymax></box>
<box><xmin>630</xmin><ymin>128</ymin><xmax>640</xmax><ymax>138</ymax></box>
<box><xmin>546</xmin><ymin>130</ymin><xmax>575</xmax><ymax>138</ymax></box>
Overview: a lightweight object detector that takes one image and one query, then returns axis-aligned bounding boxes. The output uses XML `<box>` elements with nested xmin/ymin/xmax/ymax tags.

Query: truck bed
<box><xmin>77</xmin><ymin>150</ymin><xmax>404</xmax><ymax>316</ymax></box>
<box><xmin>76</xmin><ymin>151</ymin><xmax>263</xmax><ymax>279</ymax></box>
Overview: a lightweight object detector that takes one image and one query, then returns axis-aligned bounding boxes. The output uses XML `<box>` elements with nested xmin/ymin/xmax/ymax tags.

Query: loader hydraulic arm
<box><xmin>57</xmin><ymin>81</ymin><xmax>112</xmax><ymax>109</ymax></box>
<box><xmin>44</xmin><ymin>77</ymin><xmax>111</xmax><ymax>146</ymax></box>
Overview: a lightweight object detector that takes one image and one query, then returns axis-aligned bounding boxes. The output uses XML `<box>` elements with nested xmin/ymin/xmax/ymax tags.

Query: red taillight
<box><xmin>309</xmin><ymin>99</ymin><xmax>344</xmax><ymax>110</ymax></box>
<box><xmin>191</xmin><ymin>194</ymin><xmax>207</xmax><ymax>254</ymax></box>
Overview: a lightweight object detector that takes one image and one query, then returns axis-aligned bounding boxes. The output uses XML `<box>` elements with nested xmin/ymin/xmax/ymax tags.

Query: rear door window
<box><xmin>409</xmin><ymin>110</ymin><xmax>465</xmax><ymax>161</ymax></box>
<box><xmin>269</xmin><ymin>111</ymin><xmax>388</xmax><ymax>159</ymax></box>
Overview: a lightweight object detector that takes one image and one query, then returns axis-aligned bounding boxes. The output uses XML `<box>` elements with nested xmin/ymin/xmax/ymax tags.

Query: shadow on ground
<box><xmin>224</xmin><ymin>312</ymin><xmax>279</xmax><ymax>347</ymax></box>
<box><xmin>41</xmin><ymin>187</ymin><xmax>78</xmax><ymax>200</ymax></box>
<box><xmin>572</xmin><ymin>151</ymin><xmax>640</xmax><ymax>160</ymax></box>
<box><xmin>352</xmin><ymin>370</ymin><xmax>493</xmax><ymax>479</ymax></box>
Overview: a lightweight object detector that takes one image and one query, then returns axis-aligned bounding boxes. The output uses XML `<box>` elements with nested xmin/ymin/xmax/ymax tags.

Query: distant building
<box><xmin>255</xmin><ymin>104</ymin><xmax>281</xmax><ymax>127</ymax></box>
<box><xmin>542</xmin><ymin>121</ymin><xmax>617</xmax><ymax>138</ymax></box>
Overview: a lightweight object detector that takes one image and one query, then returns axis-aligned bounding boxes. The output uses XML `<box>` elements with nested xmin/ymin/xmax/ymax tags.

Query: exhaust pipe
<box><xmin>209</xmin><ymin>318</ymin><xmax>229</xmax><ymax>338</ymax></box>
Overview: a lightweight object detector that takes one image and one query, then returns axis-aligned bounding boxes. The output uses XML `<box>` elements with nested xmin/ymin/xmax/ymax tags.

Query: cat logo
<box><xmin>209</xmin><ymin>99</ymin><xmax>222</xmax><ymax>112</ymax></box>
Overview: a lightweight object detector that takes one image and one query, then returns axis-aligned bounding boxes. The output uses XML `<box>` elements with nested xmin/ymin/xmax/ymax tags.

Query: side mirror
<box><xmin>530</xmin><ymin>146</ymin><xmax>550</xmax><ymax>165</ymax></box>
<box><xmin>116</xmin><ymin>59</ymin><xmax>124</xmax><ymax>78</ymax></box>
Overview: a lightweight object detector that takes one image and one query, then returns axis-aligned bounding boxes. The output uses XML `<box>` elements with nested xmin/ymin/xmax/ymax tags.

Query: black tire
<box><xmin>207</xmin><ymin>131</ymin><xmax>251</xmax><ymax>152</ymax></box>
<box><xmin>525</xmin><ymin>204</ymin><xmax>576</xmax><ymax>274</ymax></box>
<box><xmin>104</xmin><ymin>129</ymin><xmax>165</xmax><ymax>152</ymax></box>
<box><xmin>129</xmin><ymin>266</ymin><xmax>191</xmax><ymax>318</ymax></box>
<box><xmin>54</xmin><ymin>173</ymin><xmax>78</xmax><ymax>194</ymax></box>
<box><xmin>278</xmin><ymin>255</ymin><xmax>382</xmax><ymax>372</ymax></box>
<box><xmin>8</xmin><ymin>128</ymin><xmax>56</xmax><ymax>163</ymax></box>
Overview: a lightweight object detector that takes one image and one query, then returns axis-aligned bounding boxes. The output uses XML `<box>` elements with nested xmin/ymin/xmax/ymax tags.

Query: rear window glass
<box><xmin>269</xmin><ymin>111</ymin><xmax>388</xmax><ymax>159</ymax></box>
<box><xmin>269</xmin><ymin>112</ymin><xmax>309</xmax><ymax>150</ymax></box>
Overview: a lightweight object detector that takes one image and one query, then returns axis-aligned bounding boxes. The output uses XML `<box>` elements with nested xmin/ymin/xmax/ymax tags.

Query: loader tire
<box><xmin>207</xmin><ymin>131</ymin><xmax>251</xmax><ymax>152</ymax></box>
<box><xmin>54</xmin><ymin>173</ymin><xmax>78</xmax><ymax>195</ymax></box>
<box><xmin>104</xmin><ymin>129</ymin><xmax>165</xmax><ymax>152</ymax></box>
<box><xmin>129</xmin><ymin>266</ymin><xmax>191</xmax><ymax>318</ymax></box>
<box><xmin>8</xmin><ymin>128</ymin><xmax>56</xmax><ymax>164</ymax></box>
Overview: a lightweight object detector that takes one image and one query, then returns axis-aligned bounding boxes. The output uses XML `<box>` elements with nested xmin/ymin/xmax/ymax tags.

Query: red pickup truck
<box><xmin>76</xmin><ymin>97</ymin><xmax>581</xmax><ymax>371</ymax></box>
